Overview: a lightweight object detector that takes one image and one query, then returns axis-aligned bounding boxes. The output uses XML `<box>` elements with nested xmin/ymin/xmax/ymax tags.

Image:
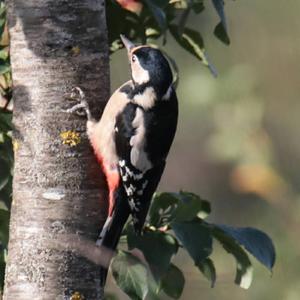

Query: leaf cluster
<box><xmin>0</xmin><ymin>1</ymin><xmax>11</xmax><ymax>111</ymax></box>
<box><xmin>0</xmin><ymin>1</ymin><xmax>12</xmax><ymax>292</ymax></box>
<box><xmin>110</xmin><ymin>192</ymin><xmax>276</xmax><ymax>299</ymax></box>
<box><xmin>107</xmin><ymin>0</ymin><xmax>232</xmax><ymax>76</ymax></box>
<box><xmin>0</xmin><ymin>112</ymin><xmax>12</xmax><ymax>292</ymax></box>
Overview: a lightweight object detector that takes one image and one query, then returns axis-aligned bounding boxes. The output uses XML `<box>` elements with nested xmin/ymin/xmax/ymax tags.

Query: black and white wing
<box><xmin>114</xmin><ymin>99</ymin><xmax>178</xmax><ymax>232</ymax></box>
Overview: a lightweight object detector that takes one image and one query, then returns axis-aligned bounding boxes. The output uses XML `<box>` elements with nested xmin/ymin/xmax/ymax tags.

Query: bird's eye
<box><xmin>132</xmin><ymin>55</ymin><xmax>137</xmax><ymax>63</ymax></box>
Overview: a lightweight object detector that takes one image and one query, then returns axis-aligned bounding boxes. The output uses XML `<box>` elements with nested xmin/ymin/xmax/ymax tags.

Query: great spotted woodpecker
<box><xmin>68</xmin><ymin>35</ymin><xmax>178</xmax><ymax>285</ymax></box>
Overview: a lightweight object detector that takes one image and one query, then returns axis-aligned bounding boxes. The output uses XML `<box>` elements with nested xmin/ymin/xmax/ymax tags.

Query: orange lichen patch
<box><xmin>70</xmin><ymin>291</ymin><xmax>85</xmax><ymax>300</ymax></box>
<box><xmin>12</xmin><ymin>139</ymin><xmax>19</xmax><ymax>152</ymax></box>
<box><xmin>60</xmin><ymin>130</ymin><xmax>81</xmax><ymax>147</ymax></box>
<box><xmin>116</xmin><ymin>0</ymin><xmax>143</xmax><ymax>14</ymax></box>
<box><xmin>71</xmin><ymin>46</ymin><xmax>80</xmax><ymax>56</ymax></box>
<box><xmin>230</xmin><ymin>164</ymin><xmax>288</xmax><ymax>202</ymax></box>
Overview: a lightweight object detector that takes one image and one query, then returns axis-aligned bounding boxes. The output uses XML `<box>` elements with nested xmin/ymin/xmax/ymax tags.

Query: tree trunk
<box><xmin>3</xmin><ymin>1</ymin><xmax>110</xmax><ymax>299</ymax></box>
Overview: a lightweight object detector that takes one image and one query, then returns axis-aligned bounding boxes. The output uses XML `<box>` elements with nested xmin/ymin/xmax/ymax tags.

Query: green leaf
<box><xmin>0</xmin><ymin>19</ymin><xmax>4</xmax><ymax>37</ymax></box>
<box><xmin>145</xmin><ymin>27</ymin><xmax>162</xmax><ymax>42</ymax></box>
<box><xmin>211</xmin><ymin>0</ymin><xmax>227</xmax><ymax>32</ymax></box>
<box><xmin>149</xmin><ymin>0</ymin><xmax>170</xmax><ymax>8</ymax></box>
<box><xmin>149</xmin><ymin>192</ymin><xmax>211</xmax><ymax>228</ymax></box>
<box><xmin>144</xmin><ymin>0</ymin><xmax>167</xmax><ymax>32</ymax></box>
<box><xmin>0</xmin><ymin>136</ymin><xmax>13</xmax><ymax>165</ymax></box>
<box><xmin>0</xmin><ymin>209</ymin><xmax>9</xmax><ymax>246</ymax></box>
<box><xmin>0</xmin><ymin>49</ymin><xmax>8</xmax><ymax>61</ymax></box>
<box><xmin>170</xmin><ymin>0</ymin><xmax>188</xmax><ymax>10</ymax></box>
<box><xmin>174</xmin><ymin>192</ymin><xmax>211</xmax><ymax>222</ymax></box>
<box><xmin>169</xmin><ymin>25</ymin><xmax>204</xmax><ymax>60</ymax></box>
<box><xmin>0</xmin><ymin>2</ymin><xmax>6</xmax><ymax>37</ymax></box>
<box><xmin>169</xmin><ymin>25</ymin><xmax>217</xmax><ymax>76</ymax></box>
<box><xmin>0</xmin><ymin>245</ymin><xmax>6</xmax><ymax>290</ymax></box>
<box><xmin>0</xmin><ymin>157</ymin><xmax>10</xmax><ymax>191</ymax></box>
<box><xmin>111</xmin><ymin>251</ymin><xmax>149</xmax><ymax>300</ymax></box>
<box><xmin>177</xmin><ymin>8</ymin><xmax>191</xmax><ymax>36</ymax></box>
<box><xmin>197</xmin><ymin>257</ymin><xmax>216</xmax><ymax>287</ymax></box>
<box><xmin>106</xmin><ymin>0</ymin><xmax>141</xmax><ymax>52</ymax></box>
<box><xmin>104</xmin><ymin>292</ymin><xmax>119</xmax><ymax>300</ymax></box>
<box><xmin>149</xmin><ymin>193</ymin><xmax>179</xmax><ymax>227</ymax></box>
<box><xmin>171</xmin><ymin>220</ymin><xmax>213</xmax><ymax>264</ymax></box>
<box><xmin>160</xmin><ymin>264</ymin><xmax>185</xmax><ymax>299</ymax></box>
<box><xmin>216</xmin><ymin>225</ymin><xmax>276</xmax><ymax>271</ymax></box>
<box><xmin>0</xmin><ymin>112</ymin><xmax>12</xmax><ymax>131</ymax></box>
<box><xmin>214</xmin><ymin>22</ymin><xmax>230</xmax><ymax>45</ymax></box>
<box><xmin>127</xmin><ymin>227</ymin><xmax>178</xmax><ymax>280</ymax></box>
<box><xmin>212</xmin><ymin>226</ymin><xmax>253</xmax><ymax>289</ymax></box>
<box><xmin>0</xmin><ymin>2</ymin><xmax>6</xmax><ymax>16</ymax></box>
<box><xmin>0</xmin><ymin>61</ymin><xmax>10</xmax><ymax>75</ymax></box>
<box><xmin>192</xmin><ymin>0</ymin><xmax>205</xmax><ymax>14</ymax></box>
<box><xmin>0</xmin><ymin>179</ymin><xmax>12</xmax><ymax>209</ymax></box>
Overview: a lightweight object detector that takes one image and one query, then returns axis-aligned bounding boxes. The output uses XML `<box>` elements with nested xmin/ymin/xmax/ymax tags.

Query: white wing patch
<box><xmin>130</xmin><ymin>107</ymin><xmax>152</xmax><ymax>172</ymax></box>
<box><xmin>133</xmin><ymin>87</ymin><xmax>156</xmax><ymax>110</ymax></box>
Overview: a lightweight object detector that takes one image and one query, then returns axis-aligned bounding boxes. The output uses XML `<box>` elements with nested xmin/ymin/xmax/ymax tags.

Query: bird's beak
<box><xmin>120</xmin><ymin>35</ymin><xmax>135</xmax><ymax>53</ymax></box>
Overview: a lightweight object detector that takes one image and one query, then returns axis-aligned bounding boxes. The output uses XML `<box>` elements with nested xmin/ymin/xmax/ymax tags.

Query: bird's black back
<box><xmin>114</xmin><ymin>83</ymin><xmax>178</xmax><ymax>232</ymax></box>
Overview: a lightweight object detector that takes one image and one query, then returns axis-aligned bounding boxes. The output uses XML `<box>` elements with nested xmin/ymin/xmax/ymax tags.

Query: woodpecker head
<box><xmin>120</xmin><ymin>35</ymin><xmax>173</xmax><ymax>96</ymax></box>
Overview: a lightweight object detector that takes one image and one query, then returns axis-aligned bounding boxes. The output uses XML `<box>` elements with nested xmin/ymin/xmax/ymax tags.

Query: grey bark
<box><xmin>3</xmin><ymin>1</ymin><xmax>110</xmax><ymax>299</ymax></box>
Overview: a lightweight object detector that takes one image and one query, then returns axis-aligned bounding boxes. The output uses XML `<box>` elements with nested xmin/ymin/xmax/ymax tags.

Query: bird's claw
<box><xmin>65</xmin><ymin>102</ymin><xmax>87</xmax><ymax>116</ymax></box>
<box><xmin>64</xmin><ymin>87</ymin><xmax>91</xmax><ymax>119</ymax></box>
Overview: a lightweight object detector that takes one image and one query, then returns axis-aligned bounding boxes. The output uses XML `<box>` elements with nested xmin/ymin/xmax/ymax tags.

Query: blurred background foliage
<box><xmin>108</xmin><ymin>0</ymin><xmax>300</xmax><ymax>299</ymax></box>
<box><xmin>0</xmin><ymin>0</ymin><xmax>299</xmax><ymax>299</ymax></box>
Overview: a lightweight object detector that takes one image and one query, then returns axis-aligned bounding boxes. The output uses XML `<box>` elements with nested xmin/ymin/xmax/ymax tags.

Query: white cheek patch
<box><xmin>131</xmin><ymin>58</ymin><xmax>150</xmax><ymax>84</ymax></box>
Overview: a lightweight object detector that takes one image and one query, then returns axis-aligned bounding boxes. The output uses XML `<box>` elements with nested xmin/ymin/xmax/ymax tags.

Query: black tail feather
<box><xmin>99</xmin><ymin>162</ymin><xmax>166</xmax><ymax>286</ymax></box>
<box><xmin>99</xmin><ymin>188</ymin><xmax>130</xmax><ymax>286</ymax></box>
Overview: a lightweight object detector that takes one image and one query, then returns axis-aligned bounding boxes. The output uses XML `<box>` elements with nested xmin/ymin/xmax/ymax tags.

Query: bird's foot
<box><xmin>65</xmin><ymin>87</ymin><xmax>92</xmax><ymax>120</ymax></box>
